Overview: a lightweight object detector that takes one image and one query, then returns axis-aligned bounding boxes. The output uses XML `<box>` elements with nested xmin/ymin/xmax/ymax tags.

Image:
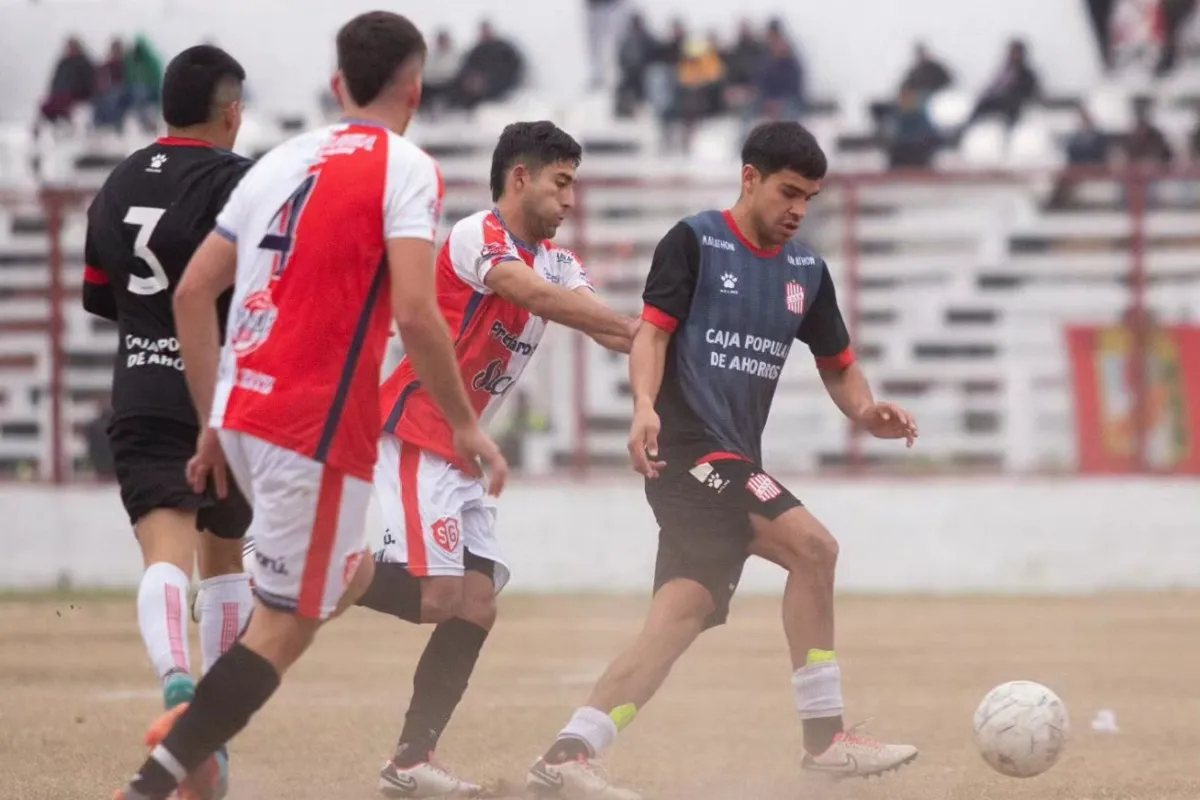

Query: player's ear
<box><xmin>330</xmin><ymin>72</ymin><xmax>346</xmax><ymax>110</ymax></box>
<box><xmin>741</xmin><ymin>163</ymin><xmax>759</xmax><ymax>192</ymax></box>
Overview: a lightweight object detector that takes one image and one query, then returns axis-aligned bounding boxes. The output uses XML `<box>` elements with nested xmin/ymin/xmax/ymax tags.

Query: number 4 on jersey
<box><xmin>259</xmin><ymin>172</ymin><xmax>318</xmax><ymax>277</ymax></box>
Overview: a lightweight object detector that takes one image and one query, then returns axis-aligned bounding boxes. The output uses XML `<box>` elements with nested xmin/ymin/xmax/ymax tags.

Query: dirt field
<box><xmin>1</xmin><ymin>592</ymin><xmax>1197</xmax><ymax>800</ymax></box>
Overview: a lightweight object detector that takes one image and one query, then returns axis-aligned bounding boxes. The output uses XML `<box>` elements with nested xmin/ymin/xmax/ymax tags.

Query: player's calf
<box><xmin>135</xmin><ymin>509</ymin><xmax>200</xmax><ymax>694</ymax></box>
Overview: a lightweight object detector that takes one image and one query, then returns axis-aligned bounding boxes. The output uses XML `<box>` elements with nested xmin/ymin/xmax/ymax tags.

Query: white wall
<box><xmin>0</xmin><ymin>0</ymin><xmax>1101</xmax><ymax>123</ymax></box>
<box><xmin>4</xmin><ymin>477</ymin><xmax>1197</xmax><ymax>593</ymax></box>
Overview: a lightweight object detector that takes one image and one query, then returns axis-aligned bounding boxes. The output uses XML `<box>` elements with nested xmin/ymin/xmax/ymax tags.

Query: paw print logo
<box><xmin>146</xmin><ymin>154</ymin><xmax>168</xmax><ymax>173</ymax></box>
<box><xmin>720</xmin><ymin>272</ymin><xmax>739</xmax><ymax>294</ymax></box>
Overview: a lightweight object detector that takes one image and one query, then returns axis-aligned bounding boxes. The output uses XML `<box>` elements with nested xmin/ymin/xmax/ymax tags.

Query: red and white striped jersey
<box><xmin>380</xmin><ymin>209</ymin><xmax>591</xmax><ymax>469</ymax></box>
<box><xmin>210</xmin><ymin>121</ymin><xmax>444</xmax><ymax>481</ymax></box>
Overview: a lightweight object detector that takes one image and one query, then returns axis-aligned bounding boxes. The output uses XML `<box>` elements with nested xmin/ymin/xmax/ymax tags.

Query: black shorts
<box><xmin>108</xmin><ymin>416</ymin><xmax>251</xmax><ymax>539</ymax></box>
<box><xmin>646</xmin><ymin>456</ymin><xmax>802</xmax><ymax>629</ymax></box>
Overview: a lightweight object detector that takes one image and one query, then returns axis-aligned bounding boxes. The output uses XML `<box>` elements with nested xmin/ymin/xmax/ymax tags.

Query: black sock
<box><xmin>357</xmin><ymin>560</ymin><xmax>422</xmax><ymax>624</ymax></box>
<box><xmin>127</xmin><ymin>643</ymin><xmax>281</xmax><ymax>797</ymax></box>
<box><xmin>544</xmin><ymin>736</ymin><xmax>591</xmax><ymax>764</ymax></box>
<box><xmin>393</xmin><ymin>618</ymin><xmax>489</xmax><ymax>767</ymax></box>
<box><xmin>803</xmin><ymin>715</ymin><xmax>844</xmax><ymax>755</ymax></box>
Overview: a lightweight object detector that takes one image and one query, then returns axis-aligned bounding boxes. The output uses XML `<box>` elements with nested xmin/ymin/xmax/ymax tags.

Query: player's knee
<box><xmin>458</xmin><ymin>588</ymin><xmax>497</xmax><ymax>630</ymax></box>
<box><xmin>420</xmin><ymin>577</ymin><xmax>464</xmax><ymax>624</ymax></box>
<box><xmin>754</xmin><ymin>512</ymin><xmax>839</xmax><ymax>576</ymax></box>
<box><xmin>785</xmin><ymin>527</ymin><xmax>839</xmax><ymax>574</ymax></box>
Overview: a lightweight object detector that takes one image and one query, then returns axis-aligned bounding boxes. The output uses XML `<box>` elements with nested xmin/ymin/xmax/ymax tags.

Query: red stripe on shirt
<box><xmin>695</xmin><ymin>451</ymin><xmax>751</xmax><ymax>465</ymax></box>
<box><xmin>816</xmin><ymin>347</ymin><xmax>856</xmax><ymax>371</ymax></box>
<box><xmin>641</xmin><ymin>304</ymin><xmax>678</xmax><ymax>333</ymax></box>
<box><xmin>84</xmin><ymin>265</ymin><xmax>108</xmax><ymax>285</ymax></box>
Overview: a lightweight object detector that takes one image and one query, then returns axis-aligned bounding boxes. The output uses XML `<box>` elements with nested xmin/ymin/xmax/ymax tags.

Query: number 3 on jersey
<box><xmin>258</xmin><ymin>172</ymin><xmax>318</xmax><ymax>277</ymax></box>
<box><xmin>124</xmin><ymin>206</ymin><xmax>168</xmax><ymax>295</ymax></box>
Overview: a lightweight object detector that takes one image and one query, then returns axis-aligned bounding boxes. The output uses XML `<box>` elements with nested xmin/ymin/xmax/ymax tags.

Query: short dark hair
<box><xmin>337</xmin><ymin>11</ymin><xmax>426</xmax><ymax>107</ymax></box>
<box><xmin>161</xmin><ymin>45</ymin><xmax>245</xmax><ymax>128</ymax></box>
<box><xmin>741</xmin><ymin>121</ymin><xmax>827</xmax><ymax>181</ymax></box>
<box><xmin>489</xmin><ymin>121</ymin><xmax>583</xmax><ymax>201</ymax></box>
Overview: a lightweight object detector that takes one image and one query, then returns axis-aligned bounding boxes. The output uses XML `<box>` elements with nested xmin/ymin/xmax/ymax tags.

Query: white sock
<box><xmin>137</xmin><ymin>562</ymin><xmax>193</xmax><ymax>682</ymax></box>
<box><xmin>196</xmin><ymin>573</ymin><xmax>254</xmax><ymax>674</ymax></box>
<box><xmin>792</xmin><ymin>656</ymin><xmax>845</xmax><ymax>720</ymax></box>
<box><xmin>558</xmin><ymin>706</ymin><xmax>618</xmax><ymax>757</ymax></box>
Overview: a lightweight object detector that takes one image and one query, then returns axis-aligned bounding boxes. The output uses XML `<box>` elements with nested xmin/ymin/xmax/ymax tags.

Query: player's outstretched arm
<box><xmin>174</xmin><ymin>231</ymin><xmax>237</xmax><ymax>423</ymax></box>
<box><xmin>484</xmin><ymin>261</ymin><xmax>634</xmax><ymax>342</ymax></box>
<box><xmin>573</xmin><ymin>287</ymin><xmax>639</xmax><ymax>353</ymax></box>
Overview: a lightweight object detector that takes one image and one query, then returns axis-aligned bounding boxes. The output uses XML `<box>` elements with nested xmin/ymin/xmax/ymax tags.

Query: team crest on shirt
<box><xmin>230</xmin><ymin>289</ymin><xmax>279</xmax><ymax>356</ymax></box>
<box><xmin>481</xmin><ymin>240</ymin><xmax>510</xmax><ymax>260</ymax></box>
<box><xmin>785</xmin><ymin>281</ymin><xmax>805</xmax><ymax>315</ymax></box>
<box><xmin>746</xmin><ymin>473</ymin><xmax>783</xmax><ymax>502</ymax></box>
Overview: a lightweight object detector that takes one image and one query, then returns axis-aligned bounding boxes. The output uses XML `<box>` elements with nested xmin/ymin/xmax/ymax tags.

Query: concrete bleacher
<box><xmin>2</xmin><ymin>86</ymin><xmax>1199</xmax><ymax>479</ymax></box>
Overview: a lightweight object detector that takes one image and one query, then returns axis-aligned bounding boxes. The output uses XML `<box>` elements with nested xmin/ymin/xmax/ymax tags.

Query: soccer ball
<box><xmin>972</xmin><ymin>680</ymin><xmax>1069</xmax><ymax>778</ymax></box>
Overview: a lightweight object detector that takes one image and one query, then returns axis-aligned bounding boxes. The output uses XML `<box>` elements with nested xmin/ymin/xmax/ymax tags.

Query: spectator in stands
<box><xmin>124</xmin><ymin>34</ymin><xmax>163</xmax><ymax>133</ymax></box>
<box><xmin>883</xmin><ymin>85</ymin><xmax>941</xmax><ymax>169</ymax></box>
<box><xmin>585</xmin><ymin>0</ymin><xmax>628</xmax><ymax>90</ymax></box>
<box><xmin>1155</xmin><ymin>0</ymin><xmax>1198</xmax><ymax>76</ymax></box>
<box><xmin>900</xmin><ymin>42</ymin><xmax>953</xmax><ymax>99</ymax></box>
<box><xmin>1048</xmin><ymin>105</ymin><xmax>1112</xmax><ymax>208</ymax></box>
<box><xmin>421</xmin><ymin>30</ymin><xmax>462</xmax><ymax>116</ymax></box>
<box><xmin>720</xmin><ymin>20</ymin><xmax>765</xmax><ymax>114</ymax></box>
<box><xmin>36</xmin><ymin>36</ymin><xmax>95</xmax><ymax>132</ymax></box>
<box><xmin>959</xmin><ymin>39</ymin><xmax>1040</xmax><ymax>136</ymax></box>
<box><xmin>1121</xmin><ymin>99</ymin><xmax>1173</xmax><ymax>167</ymax></box>
<box><xmin>614</xmin><ymin>13</ymin><xmax>658</xmax><ymax>117</ymax></box>
<box><xmin>92</xmin><ymin>39</ymin><xmax>128</xmax><ymax>132</ymax></box>
<box><xmin>454</xmin><ymin>20</ymin><xmax>525</xmax><ymax>111</ymax></box>
<box><xmin>665</xmin><ymin>37</ymin><xmax>726</xmax><ymax>152</ymax></box>
<box><xmin>748</xmin><ymin>23</ymin><xmax>804</xmax><ymax>123</ymax></box>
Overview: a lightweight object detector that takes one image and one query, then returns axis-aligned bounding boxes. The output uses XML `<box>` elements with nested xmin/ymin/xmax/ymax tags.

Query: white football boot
<box><xmin>800</xmin><ymin>723</ymin><xmax>918</xmax><ymax>778</ymax></box>
<box><xmin>378</xmin><ymin>758</ymin><xmax>484</xmax><ymax>798</ymax></box>
<box><xmin>526</xmin><ymin>757</ymin><xmax>642</xmax><ymax>800</ymax></box>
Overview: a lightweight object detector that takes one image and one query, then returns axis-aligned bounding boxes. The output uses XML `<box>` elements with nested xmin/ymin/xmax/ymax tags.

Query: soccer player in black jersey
<box><xmin>83</xmin><ymin>44</ymin><xmax>252</xmax><ymax>800</ymax></box>
<box><xmin>527</xmin><ymin>122</ymin><xmax>921</xmax><ymax>799</ymax></box>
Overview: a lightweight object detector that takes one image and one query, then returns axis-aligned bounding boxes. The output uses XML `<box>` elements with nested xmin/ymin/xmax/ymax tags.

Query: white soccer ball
<box><xmin>972</xmin><ymin>680</ymin><xmax>1069</xmax><ymax>778</ymax></box>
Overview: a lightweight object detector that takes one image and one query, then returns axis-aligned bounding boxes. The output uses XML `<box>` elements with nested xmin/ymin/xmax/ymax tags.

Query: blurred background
<box><xmin>0</xmin><ymin>0</ymin><xmax>1198</xmax><ymax>593</ymax></box>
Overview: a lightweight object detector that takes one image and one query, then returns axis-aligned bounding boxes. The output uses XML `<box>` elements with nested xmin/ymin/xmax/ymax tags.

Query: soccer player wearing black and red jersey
<box><xmin>527</xmin><ymin>122</ymin><xmax>921</xmax><ymax>799</ymax></box>
<box><xmin>83</xmin><ymin>44</ymin><xmax>254</xmax><ymax>799</ymax></box>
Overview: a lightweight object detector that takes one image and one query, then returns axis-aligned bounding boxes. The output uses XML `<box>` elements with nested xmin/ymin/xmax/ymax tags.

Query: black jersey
<box><xmin>640</xmin><ymin>211</ymin><xmax>853</xmax><ymax>465</ymax></box>
<box><xmin>83</xmin><ymin>137</ymin><xmax>252</xmax><ymax>426</ymax></box>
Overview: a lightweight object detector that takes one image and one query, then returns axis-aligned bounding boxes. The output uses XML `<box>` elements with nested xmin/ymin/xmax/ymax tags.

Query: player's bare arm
<box><xmin>388</xmin><ymin>236</ymin><xmax>509</xmax><ymax>496</ymax></box>
<box><xmin>627</xmin><ymin>322</ymin><xmax>671</xmax><ymax>478</ymax></box>
<box><xmin>174</xmin><ymin>231</ymin><xmax>237</xmax><ymax>424</ymax></box>
<box><xmin>174</xmin><ymin>231</ymin><xmax>238</xmax><ymax>498</ymax></box>
<box><xmin>484</xmin><ymin>259</ymin><xmax>635</xmax><ymax>344</ymax></box>
<box><xmin>574</xmin><ymin>286</ymin><xmax>639</xmax><ymax>353</ymax></box>
<box><xmin>819</xmin><ymin>362</ymin><xmax>918</xmax><ymax>447</ymax></box>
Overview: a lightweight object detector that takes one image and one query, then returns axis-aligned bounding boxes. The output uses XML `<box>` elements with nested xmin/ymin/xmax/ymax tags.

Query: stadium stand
<box><xmin>2</xmin><ymin>0</ymin><xmax>1199</xmax><ymax>480</ymax></box>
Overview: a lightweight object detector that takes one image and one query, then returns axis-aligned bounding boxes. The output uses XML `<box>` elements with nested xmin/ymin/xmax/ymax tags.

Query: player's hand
<box><xmin>628</xmin><ymin>405</ymin><xmax>667</xmax><ymax>478</ymax></box>
<box><xmin>856</xmin><ymin>402</ymin><xmax>919</xmax><ymax>448</ymax></box>
<box><xmin>188</xmin><ymin>427</ymin><xmax>229</xmax><ymax>499</ymax></box>
<box><xmin>452</xmin><ymin>423</ymin><xmax>509</xmax><ymax>497</ymax></box>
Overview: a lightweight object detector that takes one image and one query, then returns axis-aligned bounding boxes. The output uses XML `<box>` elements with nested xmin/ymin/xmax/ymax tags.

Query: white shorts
<box><xmin>375</xmin><ymin>434</ymin><xmax>510</xmax><ymax>592</ymax></box>
<box><xmin>218</xmin><ymin>429</ymin><xmax>372</xmax><ymax>620</ymax></box>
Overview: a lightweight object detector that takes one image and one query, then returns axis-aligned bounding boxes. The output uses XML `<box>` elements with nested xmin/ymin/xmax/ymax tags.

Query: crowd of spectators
<box><xmin>36</xmin><ymin>34</ymin><xmax>163</xmax><ymax>135</ymax></box>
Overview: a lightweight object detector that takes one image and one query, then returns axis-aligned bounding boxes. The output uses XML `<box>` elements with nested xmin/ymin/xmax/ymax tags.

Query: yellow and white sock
<box><xmin>791</xmin><ymin>649</ymin><xmax>844</xmax><ymax>719</ymax></box>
